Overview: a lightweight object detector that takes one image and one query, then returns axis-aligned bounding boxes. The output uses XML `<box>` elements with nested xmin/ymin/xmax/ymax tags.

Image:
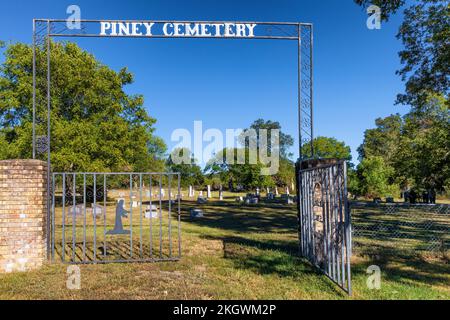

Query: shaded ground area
<box><xmin>0</xmin><ymin>200</ymin><xmax>449</xmax><ymax>299</ymax></box>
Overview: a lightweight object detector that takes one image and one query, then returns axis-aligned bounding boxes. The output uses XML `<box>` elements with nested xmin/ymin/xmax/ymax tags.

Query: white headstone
<box><xmin>145</xmin><ymin>211</ymin><xmax>159</xmax><ymax>219</ymax></box>
<box><xmin>91</xmin><ymin>204</ymin><xmax>103</xmax><ymax>218</ymax></box>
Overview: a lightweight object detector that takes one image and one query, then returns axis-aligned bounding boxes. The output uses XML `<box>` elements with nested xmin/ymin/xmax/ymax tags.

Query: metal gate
<box><xmin>297</xmin><ymin>160</ymin><xmax>352</xmax><ymax>294</ymax></box>
<box><xmin>50</xmin><ymin>172</ymin><xmax>181</xmax><ymax>264</ymax></box>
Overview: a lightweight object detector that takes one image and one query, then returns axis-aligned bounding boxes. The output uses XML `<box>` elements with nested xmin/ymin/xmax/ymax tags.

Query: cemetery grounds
<box><xmin>0</xmin><ymin>190</ymin><xmax>448</xmax><ymax>300</ymax></box>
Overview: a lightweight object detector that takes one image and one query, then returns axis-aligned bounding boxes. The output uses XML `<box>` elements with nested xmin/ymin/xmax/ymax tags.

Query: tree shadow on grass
<box><xmin>180</xmin><ymin>202</ymin><xmax>346</xmax><ymax>296</ymax></box>
<box><xmin>353</xmin><ymin>244</ymin><xmax>450</xmax><ymax>287</ymax></box>
<box><xmin>181</xmin><ymin>201</ymin><xmax>298</xmax><ymax>234</ymax></box>
<box><xmin>201</xmin><ymin>234</ymin><xmax>345</xmax><ymax>297</ymax></box>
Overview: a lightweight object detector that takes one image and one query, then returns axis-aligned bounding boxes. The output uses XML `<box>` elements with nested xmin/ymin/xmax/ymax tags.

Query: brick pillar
<box><xmin>0</xmin><ymin>160</ymin><xmax>48</xmax><ymax>273</ymax></box>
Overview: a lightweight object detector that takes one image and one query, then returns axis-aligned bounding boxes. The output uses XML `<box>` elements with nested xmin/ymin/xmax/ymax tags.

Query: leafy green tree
<box><xmin>0</xmin><ymin>41</ymin><xmax>166</xmax><ymax>172</ymax></box>
<box><xmin>357</xmin><ymin>114</ymin><xmax>403</xmax><ymax>165</ymax></box>
<box><xmin>357</xmin><ymin>156</ymin><xmax>399</xmax><ymax>198</ymax></box>
<box><xmin>354</xmin><ymin>1</ymin><xmax>449</xmax><ymax>197</ymax></box>
<box><xmin>238</xmin><ymin>119</ymin><xmax>296</xmax><ymax>188</ymax></box>
<box><xmin>166</xmin><ymin>148</ymin><xmax>204</xmax><ymax>188</ymax></box>
<box><xmin>355</xmin><ymin>0</ymin><xmax>405</xmax><ymax>20</ymax></box>
<box><xmin>272</xmin><ymin>157</ymin><xmax>295</xmax><ymax>188</ymax></box>
<box><xmin>347</xmin><ymin>168</ymin><xmax>362</xmax><ymax>198</ymax></box>
<box><xmin>393</xmin><ymin>94</ymin><xmax>449</xmax><ymax>191</ymax></box>
<box><xmin>301</xmin><ymin>136</ymin><xmax>352</xmax><ymax>163</ymax></box>
<box><xmin>358</xmin><ymin>95</ymin><xmax>449</xmax><ymax>193</ymax></box>
<box><xmin>355</xmin><ymin>0</ymin><xmax>449</xmax><ymax>109</ymax></box>
<box><xmin>301</xmin><ymin>136</ymin><xmax>357</xmax><ymax>196</ymax></box>
<box><xmin>205</xmin><ymin>148</ymin><xmax>274</xmax><ymax>191</ymax></box>
<box><xmin>240</xmin><ymin>119</ymin><xmax>294</xmax><ymax>159</ymax></box>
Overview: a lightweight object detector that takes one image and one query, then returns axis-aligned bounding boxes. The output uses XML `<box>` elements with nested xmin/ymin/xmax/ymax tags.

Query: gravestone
<box><xmin>244</xmin><ymin>195</ymin><xmax>259</xmax><ymax>205</ymax></box>
<box><xmin>69</xmin><ymin>204</ymin><xmax>85</xmax><ymax>218</ymax></box>
<box><xmin>197</xmin><ymin>196</ymin><xmax>208</xmax><ymax>204</ymax></box>
<box><xmin>145</xmin><ymin>205</ymin><xmax>159</xmax><ymax>219</ymax></box>
<box><xmin>91</xmin><ymin>204</ymin><xmax>104</xmax><ymax>218</ymax></box>
<box><xmin>190</xmin><ymin>208</ymin><xmax>204</xmax><ymax>218</ymax></box>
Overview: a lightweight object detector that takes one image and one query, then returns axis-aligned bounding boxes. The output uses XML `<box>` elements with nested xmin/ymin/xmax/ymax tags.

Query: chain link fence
<box><xmin>351</xmin><ymin>203</ymin><xmax>449</xmax><ymax>258</ymax></box>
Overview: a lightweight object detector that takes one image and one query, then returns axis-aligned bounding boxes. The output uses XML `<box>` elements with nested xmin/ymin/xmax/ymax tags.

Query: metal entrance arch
<box><xmin>28</xmin><ymin>19</ymin><xmax>348</xmax><ymax>289</ymax></box>
<box><xmin>31</xmin><ymin>19</ymin><xmax>314</xmax><ymax>260</ymax></box>
<box><xmin>31</xmin><ymin>19</ymin><xmax>314</xmax><ymax>161</ymax></box>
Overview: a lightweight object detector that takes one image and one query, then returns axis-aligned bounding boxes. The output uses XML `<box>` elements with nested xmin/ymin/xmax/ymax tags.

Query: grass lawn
<box><xmin>0</xmin><ymin>193</ymin><xmax>449</xmax><ymax>300</ymax></box>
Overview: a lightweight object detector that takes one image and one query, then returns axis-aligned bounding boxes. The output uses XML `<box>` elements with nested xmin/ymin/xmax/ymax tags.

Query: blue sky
<box><xmin>0</xmin><ymin>0</ymin><xmax>408</xmax><ymax>165</ymax></box>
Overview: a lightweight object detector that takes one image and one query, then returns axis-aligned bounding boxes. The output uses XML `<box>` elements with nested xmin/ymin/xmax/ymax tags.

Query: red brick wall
<box><xmin>0</xmin><ymin>160</ymin><xmax>48</xmax><ymax>273</ymax></box>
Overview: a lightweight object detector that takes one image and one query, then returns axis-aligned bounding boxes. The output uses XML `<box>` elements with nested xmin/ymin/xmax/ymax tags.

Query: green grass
<box><xmin>0</xmin><ymin>195</ymin><xmax>449</xmax><ymax>300</ymax></box>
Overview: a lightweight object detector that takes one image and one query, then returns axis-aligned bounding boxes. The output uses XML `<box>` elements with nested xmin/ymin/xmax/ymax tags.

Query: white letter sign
<box><xmin>99</xmin><ymin>21</ymin><xmax>258</xmax><ymax>38</ymax></box>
